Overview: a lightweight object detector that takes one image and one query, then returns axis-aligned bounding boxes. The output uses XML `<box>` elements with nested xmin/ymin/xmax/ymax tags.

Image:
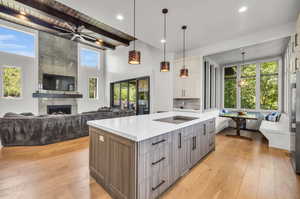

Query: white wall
<box><xmin>105</xmin><ymin>40</ymin><xmax>174</xmax><ymax>113</ymax></box>
<box><xmin>77</xmin><ymin>44</ymin><xmax>106</xmax><ymax>113</ymax></box>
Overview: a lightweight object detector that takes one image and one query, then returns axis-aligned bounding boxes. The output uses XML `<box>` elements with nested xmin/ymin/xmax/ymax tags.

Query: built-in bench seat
<box><xmin>259</xmin><ymin>114</ymin><xmax>291</xmax><ymax>151</ymax></box>
<box><xmin>204</xmin><ymin>110</ymin><xmax>291</xmax><ymax>151</ymax></box>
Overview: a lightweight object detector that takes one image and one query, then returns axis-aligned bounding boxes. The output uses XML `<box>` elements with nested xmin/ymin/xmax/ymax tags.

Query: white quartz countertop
<box><xmin>87</xmin><ymin>111</ymin><xmax>216</xmax><ymax>142</ymax></box>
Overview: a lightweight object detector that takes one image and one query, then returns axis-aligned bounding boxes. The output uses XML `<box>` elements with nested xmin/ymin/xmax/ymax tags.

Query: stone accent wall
<box><xmin>38</xmin><ymin>32</ymin><xmax>79</xmax><ymax>115</ymax></box>
<box><xmin>38</xmin><ymin>31</ymin><xmax>78</xmax><ymax>87</ymax></box>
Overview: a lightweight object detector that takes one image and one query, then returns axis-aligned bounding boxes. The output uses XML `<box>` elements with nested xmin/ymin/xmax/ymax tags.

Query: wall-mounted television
<box><xmin>43</xmin><ymin>73</ymin><xmax>75</xmax><ymax>91</ymax></box>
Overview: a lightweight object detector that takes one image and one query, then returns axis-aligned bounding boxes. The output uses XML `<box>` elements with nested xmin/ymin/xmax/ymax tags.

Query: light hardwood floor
<box><xmin>0</xmin><ymin>129</ymin><xmax>299</xmax><ymax>199</ymax></box>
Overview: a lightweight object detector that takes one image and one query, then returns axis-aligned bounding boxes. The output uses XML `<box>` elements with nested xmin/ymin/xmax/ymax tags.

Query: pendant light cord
<box><xmin>163</xmin><ymin>11</ymin><xmax>166</xmax><ymax>61</ymax></box>
<box><xmin>183</xmin><ymin>27</ymin><xmax>186</xmax><ymax>69</ymax></box>
<box><xmin>133</xmin><ymin>0</ymin><xmax>136</xmax><ymax>50</ymax></box>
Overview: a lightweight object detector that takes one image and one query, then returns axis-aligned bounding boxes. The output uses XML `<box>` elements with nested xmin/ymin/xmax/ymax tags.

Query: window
<box><xmin>113</xmin><ymin>83</ymin><xmax>121</xmax><ymax>106</ymax></box>
<box><xmin>110</xmin><ymin>77</ymin><xmax>150</xmax><ymax>115</ymax></box>
<box><xmin>224</xmin><ymin>66</ymin><xmax>237</xmax><ymax>108</ymax></box>
<box><xmin>0</xmin><ymin>26</ymin><xmax>35</xmax><ymax>57</ymax></box>
<box><xmin>260</xmin><ymin>61</ymin><xmax>279</xmax><ymax>110</ymax></box>
<box><xmin>80</xmin><ymin>48</ymin><xmax>99</xmax><ymax>68</ymax></box>
<box><xmin>240</xmin><ymin>64</ymin><xmax>256</xmax><ymax>109</ymax></box>
<box><xmin>3</xmin><ymin>67</ymin><xmax>21</xmax><ymax>98</ymax></box>
<box><xmin>88</xmin><ymin>77</ymin><xmax>98</xmax><ymax>99</ymax></box>
<box><xmin>121</xmin><ymin>82</ymin><xmax>129</xmax><ymax>108</ymax></box>
<box><xmin>223</xmin><ymin>60</ymin><xmax>280</xmax><ymax>110</ymax></box>
<box><xmin>204</xmin><ymin>60</ymin><xmax>218</xmax><ymax>110</ymax></box>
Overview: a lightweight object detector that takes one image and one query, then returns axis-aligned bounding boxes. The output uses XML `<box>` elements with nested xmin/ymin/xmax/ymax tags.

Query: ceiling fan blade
<box><xmin>77</xmin><ymin>25</ymin><xmax>85</xmax><ymax>32</ymax></box>
<box><xmin>71</xmin><ymin>35</ymin><xmax>79</xmax><ymax>41</ymax></box>
<box><xmin>81</xmin><ymin>34</ymin><xmax>97</xmax><ymax>41</ymax></box>
<box><xmin>58</xmin><ymin>33</ymin><xmax>72</xmax><ymax>36</ymax></box>
<box><xmin>64</xmin><ymin>22</ymin><xmax>76</xmax><ymax>32</ymax></box>
<box><xmin>80</xmin><ymin>31</ymin><xmax>96</xmax><ymax>35</ymax></box>
<box><xmin>53</xmin><ymin>26</ymin><xmax>72</xmax><ymax>33</ymax></box>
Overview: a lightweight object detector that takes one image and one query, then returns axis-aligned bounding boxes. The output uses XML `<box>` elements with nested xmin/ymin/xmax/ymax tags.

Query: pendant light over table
<box><xmin>180</xmin><ymin>25</ymin><xmax>188</xmax><ymax>78</ymax></box>
<box><xmin>238</xmin><ymin>51</ymin><xmax>246</xmax><ymax>87</ymax></box>
<box><xmin>128</xmin><ymin>0</ymin><xmax>141</xmax><ymax>64</ymax></box>
<box><xmin>160</xmin><ymin>8</ymin><xmax>170</xmax><ymax>72</ymax></box>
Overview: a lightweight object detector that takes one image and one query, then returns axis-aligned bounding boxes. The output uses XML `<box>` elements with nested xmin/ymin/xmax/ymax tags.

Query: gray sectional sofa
<box><xmin>0</xmin><ymin>109</ymin><xmax>135</xmax><ymax>146</ymax></box>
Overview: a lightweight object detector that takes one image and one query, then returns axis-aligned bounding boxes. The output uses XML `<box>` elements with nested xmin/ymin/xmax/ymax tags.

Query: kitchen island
<box><xmin>87</xmin><ymin>112</ymin><xmax>216</xmax><ymax>199</ymax></box>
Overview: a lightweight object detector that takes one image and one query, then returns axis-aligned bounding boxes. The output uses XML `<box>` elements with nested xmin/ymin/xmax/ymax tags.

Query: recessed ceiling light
<box><xmin>20</xmin><ymin>11</ymin><xmax>26</xmax><ymax>15</ymax></box>
<box><xmin>116</xmin><ymin>14</ymin><xmax>124</xmax><ymax>21</ymax></box>
<box><xmin>238</xmin><ymin>6</ymin><xmax>248</xmax><ymax>13</ymax></box>
<box><xmin>160</xmin><ymin>39</ymin><xmax>166</xmax><ymax>43</ymax></box>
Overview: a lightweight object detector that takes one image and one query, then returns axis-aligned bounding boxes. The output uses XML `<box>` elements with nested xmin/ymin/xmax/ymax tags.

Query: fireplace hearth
<box><xmin>47</xmin><ymin>105</ymin><xmax>72</xmax><ymax>115</ymax></box>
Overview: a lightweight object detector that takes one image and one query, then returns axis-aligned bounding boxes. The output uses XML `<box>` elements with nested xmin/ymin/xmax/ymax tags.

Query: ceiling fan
<box><xmin>53</xmin><ymin>22</ymin><xmax>97</xmax><ymax>42</ymax></box>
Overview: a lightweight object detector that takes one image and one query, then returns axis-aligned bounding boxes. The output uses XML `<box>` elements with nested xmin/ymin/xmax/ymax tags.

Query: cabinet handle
<box><xmin>152</xmin><ymin>157</ymin><xmax>166</xmax><ymax>166</ymax></box>
<box><xmin>152</xmin><ymin>180</ymin><xmax>166</xmax><ymax>191</ymax></box>
<box><xmin>152</xmin><ymin>139</ymin><xmax>166</xmax><ymax>146</ymax></box>
<box><xmin>178</xmin><ymin>133</ymin><xmax>182</xmax><ymax>149</ymax></box>
<box><xmin>192</xmin><ymin>136</ymin><xmax>196</xmax><ymax>150</ymax></box>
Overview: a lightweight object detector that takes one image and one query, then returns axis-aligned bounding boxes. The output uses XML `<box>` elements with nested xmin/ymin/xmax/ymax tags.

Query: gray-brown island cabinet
<box><xmin>89</xmin><ymin>118</ymin><xmax>215</xmax><ymax>199</ymax></box>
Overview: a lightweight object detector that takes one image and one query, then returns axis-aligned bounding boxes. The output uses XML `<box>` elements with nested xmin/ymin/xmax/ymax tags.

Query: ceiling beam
<box><xmin>0</xmin><ymin>5</ymin><xmax>115</xmax><ymax>50</ymax></box>
<box><xmin>14</xmin><ymin>0</ymin><xmax>131</xmax><ymax>46</ymax></box>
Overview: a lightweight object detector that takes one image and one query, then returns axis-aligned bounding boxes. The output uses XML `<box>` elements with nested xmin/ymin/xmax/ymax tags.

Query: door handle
<box><xmin>152</xmin><ymin>139</ymin><xmax>166</xmax><ymax>146</ymax></box>
<box><xmin>152</xmin><ymin>180</ymin><xmax>166</xmax><ymax>191</ymax></box>
<box><xmin>152</xmin><ymin>157</ymin><xmax>166</xmax><ymax>165</ymax></box>
<box><xmin>178</xmin><ymin>133</ymin><xmax>182</xmax><ymax>149</ymax></box>
<box><xmin>192</xmin><ymin>136</ymin><xmax>196</xmax><ymax>150</ymax></box>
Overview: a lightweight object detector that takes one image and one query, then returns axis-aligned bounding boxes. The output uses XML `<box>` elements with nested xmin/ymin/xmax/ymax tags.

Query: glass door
<box><xmin>129</xmin><ymin>80</ymin><xmax>137</xmax><ymax>111</ymax></box>
<box><xmin>121</xmin><ymin>82</ymin><xmax>129</xmax><ymax>109</ymax></box>
<box><xmin>137</xmin><ymin>77</ymin><xmax>150</xmax><ymax>115</ymax></box>
<box><xmin>110</xmin><ymin>76</ymin><xmax>150</xmax><ymax>115</ymax></box>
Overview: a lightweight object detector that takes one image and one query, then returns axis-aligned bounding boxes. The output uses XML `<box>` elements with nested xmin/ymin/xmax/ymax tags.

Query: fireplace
<box><xmin>47</xmin><ymin>105</ymin><xmax>72</xmax><ymax>115</ymax></box>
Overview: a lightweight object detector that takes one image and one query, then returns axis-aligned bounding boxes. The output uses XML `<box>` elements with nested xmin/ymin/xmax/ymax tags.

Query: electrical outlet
<box><xmin>99</xmin><ymin>135</ymin><xmax>104</xmax><ymax>142</ymax></box>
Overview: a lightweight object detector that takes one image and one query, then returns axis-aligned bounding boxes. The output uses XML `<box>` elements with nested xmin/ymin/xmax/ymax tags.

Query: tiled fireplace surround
<box><xmin>37</xmin><ymin>32</ymin><xmax>79</xmax><ymax>115</ymax></box>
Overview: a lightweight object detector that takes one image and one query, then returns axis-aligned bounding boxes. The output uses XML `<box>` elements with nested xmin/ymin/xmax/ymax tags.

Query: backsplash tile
<box><xmin>173</xmin><ymin>99</ymin><xmax>200</xmax><ymax>110</ymax></box>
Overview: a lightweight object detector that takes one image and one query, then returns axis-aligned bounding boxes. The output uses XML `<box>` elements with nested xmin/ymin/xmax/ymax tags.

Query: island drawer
<box><xmin>138</xmin><ymin>166</ymin><xmax>170</xmax><ymax>199</ymax></box>
<box><xmin>138</xmin><ymin>142</ymin><xmax>170</xmax><ymax>179</ymax></box>
<box><xmin>138</xmin><ymin>133</ymin><xmax>171</xmax><ymax>155</ymax></box>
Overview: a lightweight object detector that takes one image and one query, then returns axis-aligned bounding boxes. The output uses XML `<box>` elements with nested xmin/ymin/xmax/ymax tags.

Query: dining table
<box><xmin>219</xmin><ymin>112</ymin><xmax>259</xmax><ymax>140</ymax></box>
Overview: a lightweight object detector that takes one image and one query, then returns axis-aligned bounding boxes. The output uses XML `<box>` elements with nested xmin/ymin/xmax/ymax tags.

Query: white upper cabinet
<box><xmin>173</xmin><ymin>57</ymin><xmax>201</xmax><ymax>99</ymax></box>
<box><xmin>296</xmin><ymin>13</ymin><xmax>300</xmax><ymax>67</ymax></box>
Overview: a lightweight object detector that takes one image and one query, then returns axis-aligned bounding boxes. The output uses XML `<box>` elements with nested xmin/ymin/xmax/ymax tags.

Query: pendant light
<box><xmin>160</xmin><ymin>8</ymin><xmax>170</xmax><ymax>72</ymax></box>
<box><xmin>238</xmin><ymin>51</ymin><xmax>246</xmax><ymax>87</ymax></box>
<box><xmin>180</xmin><ymin>25</ymin><xmax>188</xmax><ymax>78</ymax></box>
<box><xmin>128</xmin><ymin>0</ymin><xmax>141</xmax><ymax>64</ymax></box>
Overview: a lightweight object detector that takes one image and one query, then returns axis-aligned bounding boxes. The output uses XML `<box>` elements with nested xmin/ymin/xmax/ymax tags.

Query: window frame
<box><xmin>1</xmin><ymin>66</ymin><xmax>23</xmax><ymax>99</ymax></box>
<box><xmin>222</xmin><ymin>57</ymin><xmax>282</xmax><ymax>112</ymax></box>
<box><xmin>88</xmin><ymin>77</ymin><xmax>99</xmax><ymax>100</ymax></box>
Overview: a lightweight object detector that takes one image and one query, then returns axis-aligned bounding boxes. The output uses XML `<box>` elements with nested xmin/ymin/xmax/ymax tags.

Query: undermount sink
<box><xmin>154</xmin><ymin>116</ymin><xmax>199</xmax><ymax>124</ymax></box>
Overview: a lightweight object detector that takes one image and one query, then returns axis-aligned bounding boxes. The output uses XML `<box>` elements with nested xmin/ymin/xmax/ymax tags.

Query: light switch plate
<box><xmin>99</xmin><ymin>135</ymin><xmax>104</xmax><ymax>142</ymax></box>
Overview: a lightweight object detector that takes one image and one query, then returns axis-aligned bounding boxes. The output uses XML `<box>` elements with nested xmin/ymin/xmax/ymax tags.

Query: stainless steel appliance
<box><xmin>291</xmin><ymin>72</ymin><xmax>300</xmax><ymax>174</ymax></box>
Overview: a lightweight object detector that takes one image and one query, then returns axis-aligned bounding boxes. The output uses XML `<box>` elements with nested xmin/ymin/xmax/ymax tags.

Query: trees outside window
<box><xmin>3</xmin><ymin>67</ymin><xmax>21</xmax><ymax>98</ymax></box>
<box><xmin>223</xmin><ymin>60</ymin><xmax>280</xmax><ymax>110</ymax></box>
<box><xmin>88</xmin><ymin>77</ymin><xmax>98</xmax><ymax>99</ymax></box>
<box><xmin>224</xmin><ymin>66</ymin><xmax>237</xmax><ymax>108</ymax></box>
<box><xmin>260</xmin><ymin>61</ymin><xmax>278</xmax><ymax>110</ymax></box>
<box><xmin>241</xmin><ymin>64</ymin><xmax>256</xmax><ymax>109</ymax></box>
